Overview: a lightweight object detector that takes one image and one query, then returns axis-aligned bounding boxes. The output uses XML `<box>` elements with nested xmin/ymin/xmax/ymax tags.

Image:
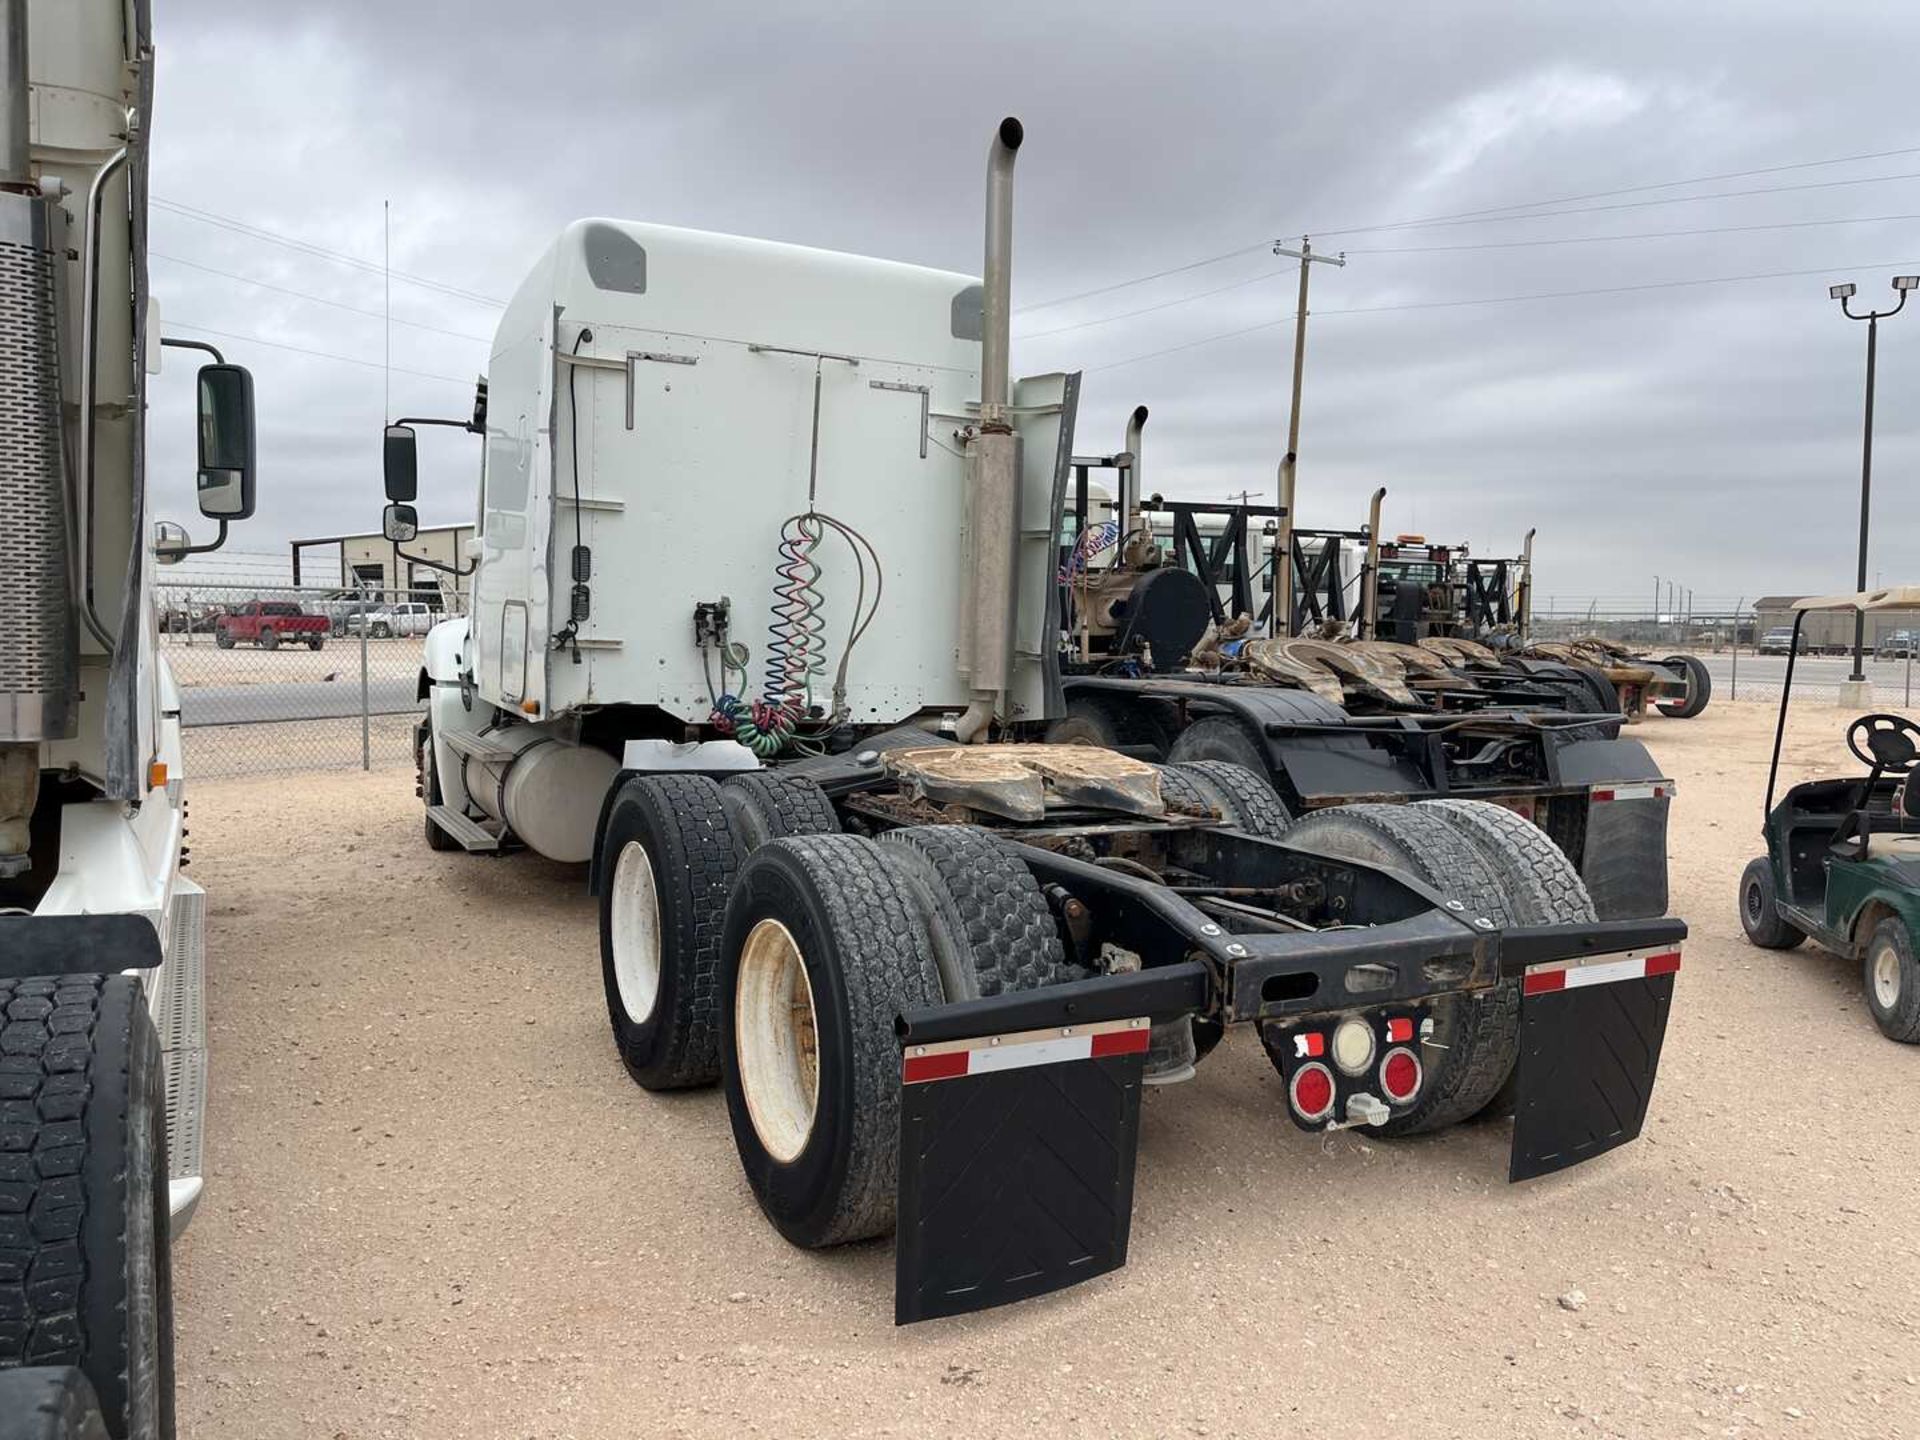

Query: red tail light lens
<box><xmin>1379</xmin><ymin>1046</ymin><xmax>1422</xmax><ymax>1104</ymax></box>
<box><xmin>1289</xmin><ymin>1061</ymin><xmax>1336</xmax><ymax>1123</ymax></box>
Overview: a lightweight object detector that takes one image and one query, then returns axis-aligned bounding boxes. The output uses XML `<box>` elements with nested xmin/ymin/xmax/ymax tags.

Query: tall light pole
<box><xmin>1270</xmin><ymin>236</ymin><xmax>1347</xmax><ymax>635</ymax></box>
<box><xmin>1830</xmin><ymin>274</ymin><xmax>1920</xmax><ymax>685</ymax></box>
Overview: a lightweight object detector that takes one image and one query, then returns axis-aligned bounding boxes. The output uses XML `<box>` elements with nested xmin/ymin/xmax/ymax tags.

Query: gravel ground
<box><xmin>173</xmin><ymin>700</ymin><xmax>1920</xmax><ymax>1439</ymax></box>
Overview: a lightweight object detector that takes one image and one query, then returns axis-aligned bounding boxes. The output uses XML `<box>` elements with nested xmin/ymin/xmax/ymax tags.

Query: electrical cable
<box><xmin>1082</xmin><ymin>255</ymin><xmax>1920</xmax><ymax>373</ymax></box>
<box><xmin>153</xmin><ymin>197</ymin><xmax>507</xmax><ymax>307</ymax></box>
<box><xmin>153</xmin><ymin>251</ymin><xmax>492</xmax><ymax>341</ymax></box>
<box><xmin>162</xmin><ymin>321</ymin><xmax>474</xmax><ymax>385</ymax></box>
<box><xmin>1015</xmin><ymin>142</ymin><xmax>1920</xmax><ymax>314</ymax></box>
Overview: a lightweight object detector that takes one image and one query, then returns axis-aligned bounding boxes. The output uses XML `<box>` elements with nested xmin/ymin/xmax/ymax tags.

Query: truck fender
<box><xmin>421</xmin><ymin>617</ymin><xmax>478</xmax><ymax>815</ymax></box>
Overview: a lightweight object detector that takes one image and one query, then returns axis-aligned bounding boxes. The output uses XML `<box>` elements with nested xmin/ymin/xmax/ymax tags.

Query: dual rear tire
<box><xmin>596</xmin><ymin>772</ymin><xmax>1086</xmax><ymax>1247</ymax></box>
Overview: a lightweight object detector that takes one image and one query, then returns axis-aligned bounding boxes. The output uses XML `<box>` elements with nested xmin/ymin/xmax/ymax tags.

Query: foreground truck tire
<box><xmin>719</xmin><ymin>835</ymin><xmax>945</xmax><ymax>1247</ymax></box>
<box><xmin>598</xmin><ymin>776</ymin><xmax>739</xmax><ymax>1090</ymax></box>
<box><xmin>1278</xmin><ymin>804</ymin><xmax>1526</xmax><ymax>1135</ymax></box>
<box><xmin>0</xmin><ymin>976</ymin><xmax>173</xmax><ymax>1440</ymax></box>
<box><xmin>0</xmin><ymin>1368</ymin><xmax>111</xmax><ymax>1440</ymax></box>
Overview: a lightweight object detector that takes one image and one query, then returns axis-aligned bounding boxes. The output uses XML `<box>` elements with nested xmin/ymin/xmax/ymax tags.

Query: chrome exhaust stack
<box><xmin>1120</xmin><ymin>404</ymin><xmax>1147</xmax><ymax>542</ymax></box>
<box><xmin>0</xmin><ymin>0</ymin><xmax>77</xmax><ymax>873</ymax></box>
<box><xmin>956</xmin><ymin>117</ymin><xmax>1024</xmax><ymax>742</ymax></box>
<box><xmin>1517</xmin><ymin>527</ymin><xmax>1537</xmax><ymax>640</ymax></box>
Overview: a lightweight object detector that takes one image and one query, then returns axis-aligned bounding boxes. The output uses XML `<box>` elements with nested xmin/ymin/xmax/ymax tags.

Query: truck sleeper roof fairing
<box><xmin>495</xmin><ymin>218</ymin><xmax>985</xmax><ymax>370</ymax></box>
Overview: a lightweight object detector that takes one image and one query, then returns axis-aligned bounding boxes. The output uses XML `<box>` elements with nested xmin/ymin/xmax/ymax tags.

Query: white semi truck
<box><xmin>388</xmin><ymin>118</ymin><xmax>1687</xmax><ymax>1322</ymax></box>
<box><xmin>1</xmin><ymin>1</ymin><xmax>260</xmax><ymax>1434</ymax></box>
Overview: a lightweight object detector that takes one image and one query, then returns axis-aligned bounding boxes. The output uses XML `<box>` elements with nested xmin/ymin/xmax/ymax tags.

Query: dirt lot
<box><xmin>174</xmin><ymin>700</ymin><xmax>1920</xmax><ymax>1439</ymax></box>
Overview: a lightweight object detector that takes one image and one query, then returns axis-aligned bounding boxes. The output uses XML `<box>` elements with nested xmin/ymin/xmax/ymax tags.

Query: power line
<box><xmin>1311</xmin><ymin>143</ymin><xmax>1920</xmax><ymax>237</ymax></box>
<box><xmin>1015</xmin><ymin>264</ymin><xmax>1290</xmax><ymax>341</ymax></box>
<box><xmin>1014</xmin><ymin>241</ymin><xmax>1271</xmax><ymax>316</ymax></box>
<box><xmin>152</xmin><ymin>252</ymin><xmax>492</xmax><ymax>343</ymax></box>
<box><xmin>1328</xmin><ymin>168</ymin><xmax>1920</xmax><ymax>237</ymax></box>
<box><xmin>153</xmin><ymin>197</ymin><xmax>507</xmax><ymax>308</ymax></box>
<box><xmin>165</xmin><ymin>321</ymin><xmax>476</xmax><ymax>386</ymax></box>
<box><xmin>1347</xmin><ymin>213</ymin><xmax>1920</xmax><ymax>254</ymax></box>
<box><xmin>1084</xmin><ymin>256</ymin><xmax>1920</xmax><ymax>373</ymax></box>
<box><xmin>1016</xmin><ymin>142</ymin><xmax>1920</xmax><ymax>314</ymax></box>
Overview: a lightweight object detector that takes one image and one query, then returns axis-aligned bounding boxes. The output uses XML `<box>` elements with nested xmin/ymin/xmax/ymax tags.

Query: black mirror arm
<box><xmin>161</xmin><ymin>519</ymin><xmax>230</xmax><ymax>559</ymax></box>
<box><xmin>161</xmin><ymin>336</ymin><xmax>226</xmax><ymax>364</ymax></box>
<box><xmin>393</xmin><ymin>414</ymin><xmax>483</xmax><ymax>435</ymax></box>
<box><xmin>393</xmin><ymin>544</ymin><xmax>476</xmax><ymax>578</ymax></box>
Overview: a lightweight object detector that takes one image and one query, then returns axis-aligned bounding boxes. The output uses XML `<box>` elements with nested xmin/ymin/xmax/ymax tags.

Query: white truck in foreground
<box><xmin>1</xmin><ymin>2</ymin><xmax>260</xmax><ymax>1434</ymax></box>
<box><xmin>385</xmin><ymin>118</ymin><xmax>1685</xmax><ymax>1322</ymax></box>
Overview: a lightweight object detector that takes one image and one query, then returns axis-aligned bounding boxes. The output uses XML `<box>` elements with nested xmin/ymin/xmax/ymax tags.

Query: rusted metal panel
<box><xmin>883</xmin><ymin>743</ymin><xmax>1164</xmax><ymax>822</ymax></box>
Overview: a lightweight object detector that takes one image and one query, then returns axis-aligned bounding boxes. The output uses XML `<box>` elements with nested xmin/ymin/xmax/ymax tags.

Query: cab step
<box><xmin>157</xmin><ymin>878</ymin><xmax>208</xmax><ymax>1236</ymax></box>
<box><xmin>427</xmin><ymin>804</ymin><xmax>505</xmax><ymax>852</ymax></box>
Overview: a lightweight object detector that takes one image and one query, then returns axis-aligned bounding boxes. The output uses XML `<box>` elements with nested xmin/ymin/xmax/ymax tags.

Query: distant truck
<box><xmin>344</xmin><ymin>600</ymin><xmax>436</xmax><ymax>638</ymax></box>
<box><xmin>214</xmin><ymin>600</ymin><xmax>327</xmax><ymax>650</ymax></box>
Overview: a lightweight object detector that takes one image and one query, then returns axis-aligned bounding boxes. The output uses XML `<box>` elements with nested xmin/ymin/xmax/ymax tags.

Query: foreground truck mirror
<box><xmin>153</xmin><ymin>521</ymin><xmax>191</xmax><ymax>565</ymax></box>
<box><xmin>195</xmin><ymin>364</ymin><xmax>257</xmax><ymax>520</ymax></box>
<box><xmin>383</xmin><ymin>502</ymin><xmax>420</xmax><ymax>544</ymax></box>
<box><xmin>384</xmin><ymin>424</ymin><xmax>419</xmax><ymax>501</ymax></box>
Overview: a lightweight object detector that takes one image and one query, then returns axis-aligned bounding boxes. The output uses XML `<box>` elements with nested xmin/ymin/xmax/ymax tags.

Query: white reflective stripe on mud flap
<box><xmin>902</xmin><ymin>1017</ymin><xmax>1150</xmax><ymax>1084</ymax></box>
<box><xmin>1588</xmin><ymin>781</ymin><xmax>1674</xmax><ymax>802</ymax></box>
<box><xmin>1523</xmin><ymin>946</ymin><xmax>1682</xmax><ymax>997</ymax></box>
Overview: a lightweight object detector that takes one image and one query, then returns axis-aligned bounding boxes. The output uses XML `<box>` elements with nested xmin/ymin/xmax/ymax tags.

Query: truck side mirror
<box><xmin>153</xmin><ymin>520</ymin><xmax>191</xmax><ymax>565</ymax></box>
<box><xmin>196</xmin><ymin>364</ymin><xmax>257</xmax><ymax>520</ymax></box>
<box><xmin>383</xmin><ymin>502</ymin><xmax>419</xmax><ymax>544</ymax></box>
<box><xmin>384</xmin><ymin>424</ymin><xmax>418</xmax><ymax>501</ymax></box>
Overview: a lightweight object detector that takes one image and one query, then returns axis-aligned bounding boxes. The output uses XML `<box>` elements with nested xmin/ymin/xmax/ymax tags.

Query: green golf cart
<box><xmin>1739</xmin><ymin>587</ymin><xmax>1920</xmax><ymax>1041</ymax></box>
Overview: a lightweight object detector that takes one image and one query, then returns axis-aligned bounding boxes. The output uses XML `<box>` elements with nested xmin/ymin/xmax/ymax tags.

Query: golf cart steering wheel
<box><xmin>1847</xmin><ymin>713</ymin><xmax>1920</xmax><ymax>773</ymax></box>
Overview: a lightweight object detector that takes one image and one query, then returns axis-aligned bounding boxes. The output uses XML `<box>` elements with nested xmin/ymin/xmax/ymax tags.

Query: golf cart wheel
<box><xmin>212</xmin><ymin>628</ymin><xmax>233</xmax><ymax>650</ymax></box>
<box><xmin>1737</xmin><ymin>857</ymin><xmax>1804</xmax><ymax>950</ymax></box>
<box><xmin>1043</xmin><ymin>695</ymin><xmax>1172</xmax><ymax>758</ymax></box>
<box><xmin>1654</xmin><ymin>654</ymin><xmax>1711</xmax><ymax>719</ymax></box>
<box><xmin>597</xmin><ymin>775</ymin><xmax>740</xmax><ymax>1090</ymax></box>
<box><xmin>719</xmin><ymin>834</ymin><xmax>945</xmax><ymax>1247</ymax></box>
<box><xmin>418</xmin><ymin>733</ymin><xmax>458</xmax><ymax>853</ymax></box>
<box><xmin>719</xmin><ymin>774</ymin><xmax>840</xmax><ymax>856</ymax></box>
<box><xmin>257</xmin><ymin>627</ymin><xmax>278</xmax><ymax>651</ymax></box>
<box><xmin>1863</xmin><ymin>917</ymin><xmax>1920</xmax><ymax>1043</ymax></box>
<box><xmin>0</xmin><ymin>975</ymin><xmax>174</xmax><ymax>1440</ymax></box>
<box><xmin>878</xmin><ymin>825</ymin><xmax>1086</xmax><ymax>999</ymax></box>
<box><xmin>1169</xmin><ymin>760</ymin><xmax>1293</xmax><ymax>839</ymax></box>
<box><xmin>1277</xmin><ymin>803</ymin><xmax>1521</xmax><ymax>1136</ymax></box>
<box><xmin>0</xmin><ymin>1368</ymin><xmax>111</xmax><ymax>1440</ymax></box>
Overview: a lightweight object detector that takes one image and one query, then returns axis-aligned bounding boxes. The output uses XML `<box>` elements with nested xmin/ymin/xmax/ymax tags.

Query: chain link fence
<box><xmin>1531</xmin><ymin>605</ymin><xmax>1920</xmax><ymax>709</ymax></box>
<box><xmin>159</xmin><ymin>584</ymin><xmax>462</xmax><ymax>778</ymax></box>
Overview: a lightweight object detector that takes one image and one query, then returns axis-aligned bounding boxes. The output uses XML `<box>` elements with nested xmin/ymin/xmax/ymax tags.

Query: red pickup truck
<box><xmin>214</xmin><ymin>601</ymin><xmax>329</xmax><ymax>651</ymax></box>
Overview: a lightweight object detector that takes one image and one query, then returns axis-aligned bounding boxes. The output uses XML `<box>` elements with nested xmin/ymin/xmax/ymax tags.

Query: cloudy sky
<box><xmin>146</xmin><ymin>0</ymin><xmax>1919</xmax><ymax>610</ymax></box>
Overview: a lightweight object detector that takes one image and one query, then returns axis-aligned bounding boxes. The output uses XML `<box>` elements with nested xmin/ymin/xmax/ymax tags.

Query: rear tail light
<box><xmin>1289</xmin><ymin>1061</ymin><xmax>1336</xmax><ymax>1124</ymax></box>
<box><xmin>1379</xmin><ymin>1046</ymin><xmax>1422</xmax><ymax>1104</ymax></box>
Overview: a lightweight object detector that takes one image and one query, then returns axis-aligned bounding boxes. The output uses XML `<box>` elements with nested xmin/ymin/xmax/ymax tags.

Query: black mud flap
<box><xmin>1580</xmin><ymin>784</ymin><xmax>1672</xmax><ymax>920</ymax></box>
<box><xmin>894</xmin><ymin>1018</ymin><xmax>1149</xmax><ymax>1324</ymax></box>
<box><xmin>1510</xmin><ymin>946</ymin><xmax>1678</xmax><ymax>1182</ymax></box>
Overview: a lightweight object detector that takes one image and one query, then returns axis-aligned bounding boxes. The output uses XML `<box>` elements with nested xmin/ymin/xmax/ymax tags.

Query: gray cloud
<box><xmin>148</xmin><ymin>0</ymin><xmax>1920</xmax><ymax>606</ymax></box>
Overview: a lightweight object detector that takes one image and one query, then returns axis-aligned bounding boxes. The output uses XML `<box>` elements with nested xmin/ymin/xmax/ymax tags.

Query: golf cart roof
<box><xmin>1791</xmin><ymin>586</ymin><xmax>1920</xmax><ymax>613</ymax></box>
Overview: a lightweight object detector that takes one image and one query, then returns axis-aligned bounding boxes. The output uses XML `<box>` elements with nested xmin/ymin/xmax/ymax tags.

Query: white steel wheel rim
<box><xmin>735</xmin><ymin>918</ymin><xmax>820</xmax><ymax>1164</ymax></box>
<box><xmin>609</xmin><ymin>841</ymin><xmax>663</xmax><ymax>1024</ymax></box>
<box><xmin>1873</xmin><ymin>940</ymin><xmax>1903</xmax><ymax>1010</ymax></box>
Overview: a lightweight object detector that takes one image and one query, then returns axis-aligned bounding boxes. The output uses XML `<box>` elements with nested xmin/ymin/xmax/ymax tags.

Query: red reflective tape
<box><xmin>1296</xmin><ymin>1031</ymin><xmax>1326</xmax><ymax>1058</ymax></box>
<box><xmin>1090</xmin><ymin>1027</ymin><xmax>1151</xmax><ymax>1059</ymax></box>
<box><xmin>902</xmin><ymin>1051</ymin><xmax>970</xmax><ymax>1085</ymax></box>
<box><xmin>1385</xmin><ymin>1017</ymin><xmax>1414</xmax><ymax>1043</ymax></box>
<box><xmin>1590</xmin><ymin>788</ymin><xmax>1614</xmax><ymax>802</ymax></box>
<box><xmin>1523</xmin><ymin>969</ymin><xmax>1568</xmax><ymax>997</ymax></box>
<box><xmin>1645</xmin><ymin>950</ymin><xmax>1682</xmax><ymax>977</ymax></box>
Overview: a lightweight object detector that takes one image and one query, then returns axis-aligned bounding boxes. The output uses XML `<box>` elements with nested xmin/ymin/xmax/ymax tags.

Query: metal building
<box><xmin>289</xmin><ymin>523</ymin><xmax>473</xmax><ymax>606</ymax></box>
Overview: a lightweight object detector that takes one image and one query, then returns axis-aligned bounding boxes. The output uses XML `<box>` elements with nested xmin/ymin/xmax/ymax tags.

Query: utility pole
<box><xmin>1270</xmin><ymin>236</ymin><xmax>1346</xmax><ymax>635</ymax></box>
